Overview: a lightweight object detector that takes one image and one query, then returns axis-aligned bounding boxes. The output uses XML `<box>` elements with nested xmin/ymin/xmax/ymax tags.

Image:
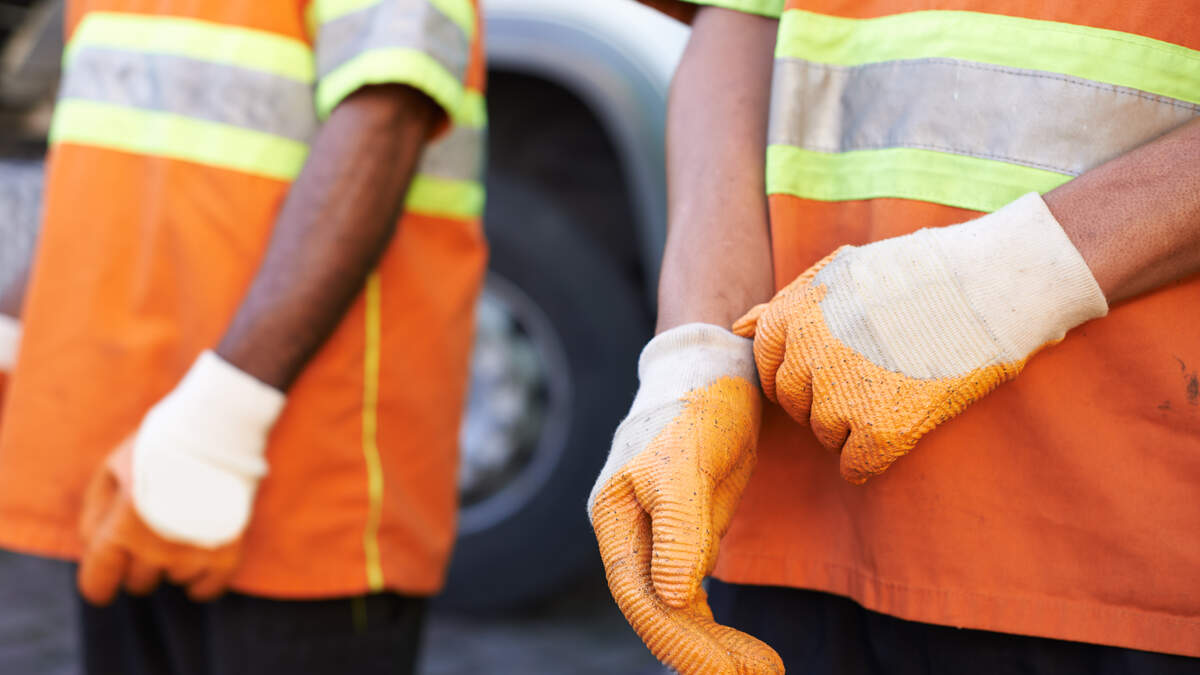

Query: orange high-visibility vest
<box><xmin>648</xmin><ymin>0</ymin><xmax>1200</xmax><ymax>656</ymax></box>
<box><xmin>0</xmin><ymin>0</ymin><xmax>487</xmax><ymax>598</ymax></box>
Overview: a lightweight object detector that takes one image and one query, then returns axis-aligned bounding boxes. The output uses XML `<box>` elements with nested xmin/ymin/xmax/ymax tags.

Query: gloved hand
<box><xmin>0</xmin><ymin>314</ymin><xmax>19</xmax><ymax>416</ymax></box>
<box><xmin>78</xmin><ymin>351</ymin><xmax>285</xmax><ymax>604</ymax></box>
<box><xmin>734</xmin><ymin>192</ymin><xmax>1107</xmax><ymax>483</ymax></box>
<box><xmin>589</xmin><ymin>324</ymin><xmax>783</xmax><ymax>675</ymax></box>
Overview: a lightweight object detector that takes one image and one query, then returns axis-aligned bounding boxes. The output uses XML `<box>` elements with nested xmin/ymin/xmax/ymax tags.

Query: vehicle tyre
<box><xmin>439</xmin><ymin>171</ymin><xmax>648</xmax><ymax>611</ymax></box>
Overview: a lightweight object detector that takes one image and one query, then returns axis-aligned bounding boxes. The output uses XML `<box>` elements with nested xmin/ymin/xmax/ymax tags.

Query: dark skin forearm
<box><xmin>655</xmin><ymin>7</ymin><xmax>778</xmax><ymax>333</ymax></box>
<box><xmin>1046</xmin><ymin>117</ymin><xmax>1200</xmax><ymax>304</ymax></box>
<box><xmin>217</xmin><ymin>84</ymin><xmax>439</xmax><ymax>390</ymax></box>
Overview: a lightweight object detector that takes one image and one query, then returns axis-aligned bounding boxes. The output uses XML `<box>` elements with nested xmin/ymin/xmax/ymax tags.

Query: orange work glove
<box><xmin>78</xmin><ymin>440</ymin><xmax>242</xmax><ymax>603</ymax></box>
<box><xmin>589</xmin><ymin>324</ymin><xmax>783</xmax><ymax>675</ymax></box>
<box><xmin>77</xmin><ymin>351</ymin><xmax>284</xmax><ymax>605</ymax></box>
<box><xmin>734</xmin><ymin>193</ymin><xmax>1108</xmax><ymax>483</ymax></box>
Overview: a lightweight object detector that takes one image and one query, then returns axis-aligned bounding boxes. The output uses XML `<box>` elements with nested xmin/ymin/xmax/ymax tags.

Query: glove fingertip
<box><xmin>77</xmin><ymin>549</ymin><xmax>124</xmax><ymax>607</ymax></box>
<box><xmin>839</xmin><ymin>430</ymin><xmax>906</xmax><ymax>484</ymax></box>
<box><xmin>731</xmin><ymin>304</ymin><xmax>767</xmax><ymax>338</ymax></box>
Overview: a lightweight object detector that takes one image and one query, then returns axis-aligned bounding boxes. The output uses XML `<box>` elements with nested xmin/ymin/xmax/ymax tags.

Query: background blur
<box><xmin>0</xmin><ymin>0</ymin><xmax>693</xmax><ymax>672</ymax></box>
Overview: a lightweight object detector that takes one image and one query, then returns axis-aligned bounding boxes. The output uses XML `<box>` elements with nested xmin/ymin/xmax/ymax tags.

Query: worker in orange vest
<box><xmin>591</xmin><ymin>2</ymin><xmax>1200</xmax><ymax>673</ymax></box>
<box><xmin>0</xmin><ymin>1</ymin><xmax>486</xmax><ymax>673</ymax></box>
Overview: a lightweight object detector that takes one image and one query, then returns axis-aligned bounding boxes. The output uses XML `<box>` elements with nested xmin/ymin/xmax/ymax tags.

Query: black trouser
<box><xmin>708</xmin><ymin>580</ymin><xmax>1198</xmax><ymax>675</ymax></box>
<box><xmin>78</xmin><ymin>585</ymin><xmax>425</xmax><ymax>675</ymax></box>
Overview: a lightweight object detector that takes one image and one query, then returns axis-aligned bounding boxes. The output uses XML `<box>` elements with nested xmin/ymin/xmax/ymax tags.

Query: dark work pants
<box><xmin>78</xmin><ymin>584</ymin><xmax>425</xmax><ymax>675</ymax></box>
<box><xmin>708</xmin><ymin>580</ymin><xmax>1199</xmax><ymax>675</ymax></box>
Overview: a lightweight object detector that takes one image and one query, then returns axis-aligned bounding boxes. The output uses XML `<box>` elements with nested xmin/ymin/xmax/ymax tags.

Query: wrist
<box><xmin>930</xmin><ymin>192</ymin><xmax>1108</xmax><ymax>355</ymax></box>
<box><xmin>812</xmin><ymin>193</ymin><xmax>1108</xmax><ymax>380</ymax></box>
<box><xmin>0</xmin><ymin>315</ymin><xmax>20</xmax><ymax>372</ymax></box>
<box><xmin>633</xmin><ymin>323</ymin><xmax>757</xmax><ymax>407</ymax></box>
<box><xmin>147</xmin><ymin>351</ymin><xmax>286</xmax><ymax>475</ymax></box>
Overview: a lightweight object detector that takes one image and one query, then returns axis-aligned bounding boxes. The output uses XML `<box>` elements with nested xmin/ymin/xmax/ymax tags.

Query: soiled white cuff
<box><xmin>587</xmin><ymin>324</ymin><xmax>756</xmax><ymax>518</ymax></box>
<box><xmin>814</xmin><ymin>193</ymin><xmax>1107</xmax><ymax>379</ymax></box>
<box><xmin>0</xmin><ymin>315</ymin><xmax>20</xmax><ymax>372</ymax></box>
<box><xmin>933</xmin><ymin>192</ymin><xmax>1109</xmax><ymax>357</ymax></box>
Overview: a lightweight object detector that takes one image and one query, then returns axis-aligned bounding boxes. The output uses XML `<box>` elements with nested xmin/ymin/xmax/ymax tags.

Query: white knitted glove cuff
<box><xmin>814</xmin><ymin>193</ymin><xmax>1107</xmax><ymax>379</ymax></box>
<box><xmin>587</xmin><ymin>324</ymin><xmax>756</xmax><ymax>519</ymax></box>
<box><xmin>132</xmin><ymin>350</ymin><xmax>285</xmax><ymax>547</ymax></box>
<box><xmin>0</xmin><ymin>315</ymin><xmax>20</xmax><ymax>372</ymax></box>
<box><xmin>932</xmin><ymin>192</ymin><xmax>1108</xmax><ymax>357</ymax></box>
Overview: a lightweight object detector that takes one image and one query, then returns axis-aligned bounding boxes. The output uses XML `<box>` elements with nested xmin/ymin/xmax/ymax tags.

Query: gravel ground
<box><xmin>0</xmin><ymin>550</ymin><xmax>664</xmax><ymax>674</ymax></box>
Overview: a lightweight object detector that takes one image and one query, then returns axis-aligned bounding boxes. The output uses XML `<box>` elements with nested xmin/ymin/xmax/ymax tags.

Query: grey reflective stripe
<box><xmin>59</xmin><ymin>46</ymin><xmax>318</xmax><ymax>143</ymax></box>
<box><xmin>416</xmin><ymin>124</ymin><xmax>483</xmax><ymax>181</ymax></box>
<box><xmin>769</xmin><ymin>57</ymin><xmax>1200</xmax><ymax>177</ymax></box>
<box><xmin>316</xmin><ymin>0</ymin><xmax>468</xmax><ymax>82</ymax></box>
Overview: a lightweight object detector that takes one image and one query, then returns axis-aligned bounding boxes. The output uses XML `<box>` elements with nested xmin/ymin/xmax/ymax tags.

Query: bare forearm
<box><xmin>217</xmin><ymin>84</ymin><xmax>439</xmax><ymax>390</ymax></box>
<box><xmin>1046</xmin><ymin>117</ymin><xmax>1200</xmax><ymax>304</ymax></box>
<box><xmin>655</xmin><ymin>8</ymin><xmax>778</xmax><ymax>332</ymax></box>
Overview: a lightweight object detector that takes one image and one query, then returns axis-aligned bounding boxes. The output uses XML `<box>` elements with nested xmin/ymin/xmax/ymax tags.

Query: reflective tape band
<box><xmin>50</xmin><ymin>99</ymin><xmax>309</xmax><ymax>181</ymax></box>
<box><xmin>316</xmin><ymin>0</ymin><xmax>469</xmax><ymax>88</ymax></box>
<box><xmin>61</xmin><ymin>47</ymin><xmax>318</xmax><ymax>143</ymax></box>
<box><xmin>417</xmin><ymin>124</ymin><xmax>484</xmax><ymax>182</ymax></box>
<box><xmin>765</xmin><ymin>144</ymin><xmax>1071</xmax><ymax>213</ymax></box>
<box><xmin>315</xmin><ymin>47</ymin><xmax>464</xmax><ymax>120</ymax></box>
<box><xmin>66</xmin><ymin>11</ymin><xmax>313</xmax><ymax>83</ymax></box>
<box><xmin>405</xmin><ymin>174</ymin><xmax>484</xmax><ymax>218</ymax></box>
<box><xmin>769</xmin><ymin>57</ymin><xmax>1200</xmax><ymax>177</ymax></box>
<box><xmin>425</xmin><ymin>0</ymin><xmax>474</xmax><ymax>39</ymax></box>
<box><xmin>683</xmin><ymin>0</ymin><xmax>784</xmax><ymax>18</ymax></box>
<box><xmin>459</xmin><ymin>89</ymin><xmax>486</xmax><ymax>130</ymax></box>
<box><xmin>777</xmin><ymin>9</ymin><xmax>1200</xmax><ymax>105</ymax></box>
<box><xmin>310</xmin><ymin>0</ymin><xmax>474</xmax><ymax>39</ymax></box>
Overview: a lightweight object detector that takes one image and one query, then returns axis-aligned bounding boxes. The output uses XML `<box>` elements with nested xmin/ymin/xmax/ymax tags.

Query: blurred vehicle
<box><xmin>0</xmin><ymin>0</ymin><xmax>690</xmax><ymax>612</ymax></box>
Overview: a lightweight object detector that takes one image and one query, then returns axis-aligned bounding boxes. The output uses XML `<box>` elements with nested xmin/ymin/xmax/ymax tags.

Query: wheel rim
<box><xmin>457</xmin><ymin>272</ymin><xmax>573</xmax><ymax>536</ymax></box>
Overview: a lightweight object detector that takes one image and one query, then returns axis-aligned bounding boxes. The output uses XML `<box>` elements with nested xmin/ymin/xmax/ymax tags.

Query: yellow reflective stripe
<box><xmin>309</xmin><ymin>0</ymin><xmax>474</xmax><ymax>38</ymax></box>
<box><xmin>426</xmin><ymin>0</ymin><xmax>475</xmax><ymax>39</ymax></box>
<box><xmin>66</xmin><ymin>12</ymin><xmax>313</xmax><ymax>83</ymax></box>
<box><xmin>690</xmin><ymin>0</ymin><xmax>784</xmax><ymax>19</ymax></box>
<box><xmin>361</xmin><ymin>271</ymin><xmax>385</xmax><ymax>592</ymax></box>
<box><xmin>777</xmin><ymin>9</ymin><xmax>1200</xmax><ymax>105</ymax></box>
<box><xmin>766</xmin><ymin>144</ymin><xmax>1071</xmax><ymax>213</ymax></box>
<box><xmin>405</xmin><ymin>174</ymin><xmax>484</xmax><ymax>218</ymax></box>
<box><xmin>50</xmin><ymin>100</ymin><xmax>308</xmax><ymax>180</ymax></box>
<box><xmin>308</xmin><ymin>0</ymin><xmax>379</xmax><ymax>26</ymax></box>
<box><xmin>459</xmin><ymin>89</ymin><xmax>487</xmax><ymax>130</ymax></box>
<box><xmin>316</xmin><ymin>47</ymin><xmax>464</xmax><ymax>120</ymax></box>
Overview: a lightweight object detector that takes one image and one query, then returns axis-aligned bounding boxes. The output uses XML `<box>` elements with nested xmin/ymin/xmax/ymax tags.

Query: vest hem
<box><xmin>712</xmin><ymin>551</ymin><xmax>1200</xmax><ymax>658</ymax></box>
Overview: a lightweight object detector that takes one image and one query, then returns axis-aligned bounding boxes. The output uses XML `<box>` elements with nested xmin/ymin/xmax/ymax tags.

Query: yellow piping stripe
<box><xmin>49</xmin><ymin>100</ymin><xmax>308</xmax><ymax>180</ymax></box>
<box><xmin>361</xmin><ymin>271</ymin><xmax>385</xmax><ymax>591</ymax></box>
<box><xmin>66</xmin><ymin>12</ymin><xmax>314</xmax><ymax>83</ymax></box>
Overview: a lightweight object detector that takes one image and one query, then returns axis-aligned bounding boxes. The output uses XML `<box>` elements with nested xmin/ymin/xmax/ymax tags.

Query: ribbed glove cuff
<box><xmin>588</xmin><ymin>324</ymin><xmax>756</xmax><ymax>518</ymax></box>
<box><xmin>813</xmin><ymin>193</ymin><xmax>1107</xmax><ymax>380</ymax></box>
<box><xmin>930</xmin><ymin>192</ymin><xmax>1108</xmax><ymax>358</ymax></box>
<box><xmin>145</xmin><ymin>351</ymin><xmax>286</xmax><ymax>479</ymax></box>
